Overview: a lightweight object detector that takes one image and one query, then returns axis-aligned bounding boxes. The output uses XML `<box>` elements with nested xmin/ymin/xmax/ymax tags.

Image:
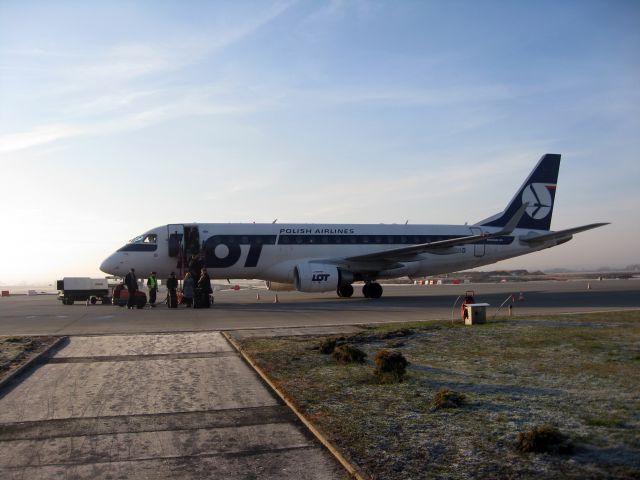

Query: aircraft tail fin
<box><xmin>476</xmin><ymin>153</ymin><xmax>561</xmax><ymax>231</ymax></box>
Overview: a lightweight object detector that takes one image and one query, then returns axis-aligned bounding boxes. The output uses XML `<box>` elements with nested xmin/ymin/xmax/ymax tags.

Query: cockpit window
<box><xmin>129</xmin><ymin>234</ymin><xmax>157</xmax><ymax>244</ymax></box>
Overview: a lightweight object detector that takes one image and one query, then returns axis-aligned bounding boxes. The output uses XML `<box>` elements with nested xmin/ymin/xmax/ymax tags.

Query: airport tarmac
<box><xmin>0</xmin><ymin>279</ymin><xmax>638</xmax><ymax>336</ymax></box>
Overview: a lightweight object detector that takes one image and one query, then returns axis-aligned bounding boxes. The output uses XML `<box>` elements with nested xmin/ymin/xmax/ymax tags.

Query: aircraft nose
<box><xmin>100</xmin><ymin>253</ymin><xmax>124</xmax><ymax>275</ymax></box>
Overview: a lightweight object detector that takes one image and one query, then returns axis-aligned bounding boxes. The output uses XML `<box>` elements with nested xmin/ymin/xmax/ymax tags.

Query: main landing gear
<box><xmin>362</xmin><ymin>282</ymin><xmax>383</xmax><ymax>299</ymax></box>
<box><xmin>337</xmin><ymin>284</ymin><xmax>354</xmax><ymax>298</ymax></box>
<box><xmin>337</xmin><ymin>282</ymin><xmax>383</xmax><ymax>299</ymax></box>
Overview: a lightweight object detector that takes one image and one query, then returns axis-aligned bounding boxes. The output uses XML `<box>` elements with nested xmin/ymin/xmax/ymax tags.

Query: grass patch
<box><xmin>374</xmin><ymin>349</ymin><xmax>408</xmax><ymax>383</ymax></box>
<box><xmin>431</xmin><ymin>388</ymin><xmax>466</xmax><ymax>410</ymax></box>
<box><xmin>332</xmin><ymin>344</ymin><xmax>367</xmax><ymax>364</ymax></box>
<box><xmin>516</xmin><ymin>425</ymin><xmax>573</xmax><ymax>454</ymax></box>
<box><xmin>238</xmin><ymin>311</ymin><xmax>640</xmax><ymax>479</ymax></box>
<box><xmin>319</xmin><ymin>337</ymin><xmax>339</xmax><ymax>354</ymax></box>
<box><xmin>0</xmin><ymin>336</ymin><xmax>59</xmax><ymax>378</ymax></box>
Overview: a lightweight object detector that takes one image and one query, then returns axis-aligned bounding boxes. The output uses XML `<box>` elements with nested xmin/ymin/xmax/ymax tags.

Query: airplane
<box><xmin>100</xmin><ymin>154</ymin><xmax>608</xmax><ymax>298</ymax></box>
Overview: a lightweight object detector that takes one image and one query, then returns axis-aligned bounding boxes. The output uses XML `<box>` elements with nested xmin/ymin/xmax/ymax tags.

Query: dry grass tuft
<box><xmin>431</xmin><ymin>388</ymin><xmax>466</xmax><ymax>410</ymax></box>
<box><xmin>516</xmin><ymin>425</ymin><xmax>573</xmax><ymax>454</ymax></box>
<box><xmin>319</xmin><ymin>337</ymin><xmax>337</xmax><ymax>354</ymax></box>
<box><xmin>374</xmin><ymin>349</ymin><xmax>409</xmax><ymax>383</ymax></box>
<box><xmin>332</xmin><ymin>344</ymin><xmax>367</xmax><ymax>364</ymax></box>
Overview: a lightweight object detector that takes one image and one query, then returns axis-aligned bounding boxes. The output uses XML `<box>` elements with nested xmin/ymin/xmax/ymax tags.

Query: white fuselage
<box><xmin>100</xmin><ymin>222</ymin><xmax>553</xmax><ymax>283</ymax></box>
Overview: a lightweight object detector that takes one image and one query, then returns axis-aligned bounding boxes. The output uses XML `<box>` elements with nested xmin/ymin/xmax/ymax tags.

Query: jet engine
<box><xmin>293</xmin><ymin>262</ymin><xmax>353</xmax><ymax>293</ymax></box>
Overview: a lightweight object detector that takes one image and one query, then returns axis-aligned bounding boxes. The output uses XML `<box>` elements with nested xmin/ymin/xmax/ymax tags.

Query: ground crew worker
<box><xmin>147</xmin><ymin>272</ymin><xmax>158</xmax><ymax>307</ymax></box>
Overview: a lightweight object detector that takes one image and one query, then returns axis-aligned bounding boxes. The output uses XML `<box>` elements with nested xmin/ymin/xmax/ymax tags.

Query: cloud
<box><xmin>0</xmin><ymin>124</ymin><xmax>84</xmax><ymax>154</ymax></box>
<box><xmin>0</xmin><ymin>2</ymin><xmax>297</xmax><ymax>153</ymax></box>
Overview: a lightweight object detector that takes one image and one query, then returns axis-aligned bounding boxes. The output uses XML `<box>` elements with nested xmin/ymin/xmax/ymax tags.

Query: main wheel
<box><xmin>362</xmin><ymin>283</ymin><xmax>370</xmax><ymax>298</ymax></box>
<box><xmin>90</xmin><ymin>297</ymin><xmax>97</xmax><ymax>305</ymax></box>
<box><xmin>337</xmin><ymin>284</ymin><xmax>354</xmax><ymax>298</ymax></box>
<box><xmin>368</xmin><ymin>282</ymin><xmax>383</xmax><ymax>299</ymax></box>
<box><xmin>65</xmin><ymin>297</ymin><xmax>74</xmax><ymax>305</ymax></box>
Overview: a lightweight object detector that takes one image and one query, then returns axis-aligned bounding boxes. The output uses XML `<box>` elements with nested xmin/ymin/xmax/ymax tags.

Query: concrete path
<box><xmin>0</xmin><ymin>333</ymin><xmax>348</xmax><ymax>479</ymax></box>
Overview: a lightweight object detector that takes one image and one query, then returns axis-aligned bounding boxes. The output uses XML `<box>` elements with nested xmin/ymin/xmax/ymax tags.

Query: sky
<box><xmin>1</xmin><ymin>0</ymin><xmax>639</xmax><ymax>285</ymax></box>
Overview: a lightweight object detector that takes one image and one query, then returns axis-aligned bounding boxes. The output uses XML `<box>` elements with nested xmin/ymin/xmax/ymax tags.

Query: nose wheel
<box><xmin>362</xmin><ymin>282</ymin><xmax>383</xmax><ymax>299</ymax></box>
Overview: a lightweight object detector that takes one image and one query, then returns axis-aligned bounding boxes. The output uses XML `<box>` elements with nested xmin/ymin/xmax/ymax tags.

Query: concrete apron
<box><xmin>0</xmin><ymin>332</ymin><xmax>348</xmax><ymax>479</ymax></box>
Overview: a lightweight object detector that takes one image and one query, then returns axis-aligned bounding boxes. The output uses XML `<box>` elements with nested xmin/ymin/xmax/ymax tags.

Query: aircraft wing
<box><xmin>343</xmin><ymin>203</ymin><xmax>529</xmax><ymax>264</ymax></box>
<box><xmin>519</xmin><ymin>222</ymin><xmax>609</xmax><ymax>246</ymax></box>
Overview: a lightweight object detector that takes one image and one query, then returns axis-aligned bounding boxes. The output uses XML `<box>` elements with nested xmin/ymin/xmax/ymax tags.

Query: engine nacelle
<box><xmin>294</xmin><ymin>262</ymin><xmax>352</xmax><ymax>293</ymax></box>
<box><xmin>265</xmin><ymin>281</ymin><xmax>295</xmax><ymax>292</ymax></box>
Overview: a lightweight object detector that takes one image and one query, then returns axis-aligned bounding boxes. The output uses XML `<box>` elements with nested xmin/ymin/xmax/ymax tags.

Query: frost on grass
<box><xmin>238</xmin><ymin>313</ymin><xmax>640</xmax><ymax>480</ymax></box>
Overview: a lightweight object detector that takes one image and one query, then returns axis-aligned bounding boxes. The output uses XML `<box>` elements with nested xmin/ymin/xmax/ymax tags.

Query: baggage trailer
<box><xmin>112</xmin><ymin>284</ymin><xmax>147</xmax><ymax>308</ymax></box>
<box><xmin>57</xmin><ymin>277</ymin><xmax>110</xmax><ymax>305</ymax></box>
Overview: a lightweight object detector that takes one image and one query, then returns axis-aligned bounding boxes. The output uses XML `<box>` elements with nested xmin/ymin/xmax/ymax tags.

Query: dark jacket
<box><xmin>188</xmin><ymin>257</ymin><xmax>204</xmax><ymax>278</ymax></box>
<box><xmin>124</xmin><ymin>272</ymin><xmax>137</xmax><ymax>292</ymax></box>
<box><xmin>197</xmin><ymin>273</ymin><xmax>213</xmax><ymax>294</ymax></box>
<box><xmin>166</xmin><ymin>277</ymin><xmax>178</xmax><ymax>291</ymax></box>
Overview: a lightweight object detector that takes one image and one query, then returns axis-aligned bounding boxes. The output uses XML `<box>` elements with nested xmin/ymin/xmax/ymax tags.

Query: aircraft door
<box><xmin>184</xmin><ymin>225</ymin><xmax>201</xmax><ymax>257</ymax></box>
<box><xmin>167</xmin><ymin>224</ymin><xmax>184</xmax><ymax>258</ymax></box>
<box><xmin>469</xmin><ymin>227</ymin><xmax>486</xmax><ymax>257</ymax></box>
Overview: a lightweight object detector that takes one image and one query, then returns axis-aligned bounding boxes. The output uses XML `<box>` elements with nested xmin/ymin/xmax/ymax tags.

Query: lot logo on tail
<box><xmin>522</xmin><ymin>183</ymin><xmax>556</xmax><ymax>219</ymax></box>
